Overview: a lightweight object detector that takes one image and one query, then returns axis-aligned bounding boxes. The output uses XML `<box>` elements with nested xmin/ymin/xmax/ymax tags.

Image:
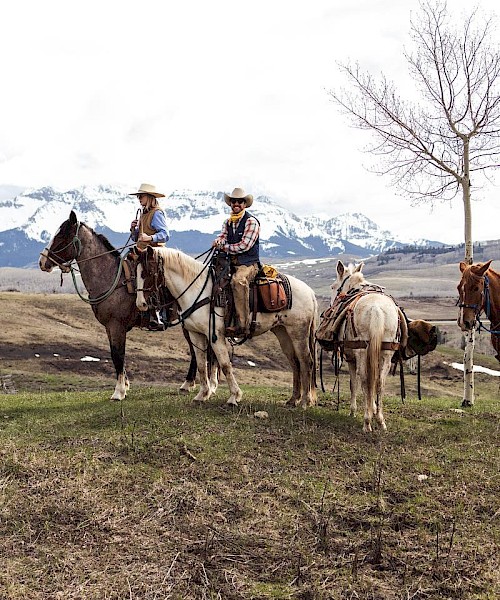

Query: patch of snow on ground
<box><xmin>447</xmin><ymin>362</ymin><xmax>500</xmax><ymax>377</ymax></box>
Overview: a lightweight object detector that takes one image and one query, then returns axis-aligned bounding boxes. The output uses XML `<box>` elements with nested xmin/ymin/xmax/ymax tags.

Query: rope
<box><xmin>70</xmin><ymin>256</ymin><xmax>126</xmax><ymax>305</ymax></box>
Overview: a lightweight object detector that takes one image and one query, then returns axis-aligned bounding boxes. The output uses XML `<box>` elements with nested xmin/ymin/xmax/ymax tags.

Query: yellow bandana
<box><xmin>229</xmin><ymin>208</ymin><xmax>245</xmax><ymax>223</ymax></box>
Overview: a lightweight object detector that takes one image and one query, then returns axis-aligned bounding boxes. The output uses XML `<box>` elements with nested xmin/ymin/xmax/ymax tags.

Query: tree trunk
<box><xmin>462</xmin><ymin>139</ymin><xmax>475</xmax><ymax>407</ymax></box>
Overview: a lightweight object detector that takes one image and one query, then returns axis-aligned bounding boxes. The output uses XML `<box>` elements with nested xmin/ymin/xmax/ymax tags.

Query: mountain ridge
<box><xmin>0</xmin><ymin>184</ymin><xmax>445</xmax><ymax>267</ymax></box>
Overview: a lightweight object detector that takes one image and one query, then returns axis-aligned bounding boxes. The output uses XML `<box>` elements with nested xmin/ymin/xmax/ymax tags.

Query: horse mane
<box><xmin>81</xmin><ymin>223</ymin><xmax>121</xmax><ymax>258</ymax></box>
<box><xmin>156</xmin><ymin>247</ymin><xmax>204</xmax><ymax>284</ymax></box>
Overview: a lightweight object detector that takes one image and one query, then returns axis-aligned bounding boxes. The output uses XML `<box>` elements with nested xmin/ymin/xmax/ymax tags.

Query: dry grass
<box><xmin>0</xmin><ymin>291</ymin><xmax>499</xmax><ymax>599</ymax></box>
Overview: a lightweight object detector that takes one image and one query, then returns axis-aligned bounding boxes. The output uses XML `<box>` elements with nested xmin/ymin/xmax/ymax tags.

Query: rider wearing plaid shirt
<box><xmin>213</xmin><ymin>187</ymin><xmax>260</xmax><ymax>337</ymax></box>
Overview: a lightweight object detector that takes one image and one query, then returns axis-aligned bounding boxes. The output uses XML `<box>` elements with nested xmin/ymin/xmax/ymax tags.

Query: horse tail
<box><xmin>367</xmin><ymin>309</ymin><xmax>384</xmax><ymax>407</ymax></box>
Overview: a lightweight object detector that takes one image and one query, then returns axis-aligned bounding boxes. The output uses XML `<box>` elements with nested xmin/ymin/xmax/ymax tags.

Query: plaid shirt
<box><xmin>215</xmin><ymin>213</ymin><xmax>260</xmax><ymax>254</ymax></box>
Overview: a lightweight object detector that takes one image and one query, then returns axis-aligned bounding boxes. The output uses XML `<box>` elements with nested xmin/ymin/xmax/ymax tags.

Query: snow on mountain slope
<box><xmin>0</xmin><ymin>185</ymin><xmax>440</xmax><ymax>264</ymax></box>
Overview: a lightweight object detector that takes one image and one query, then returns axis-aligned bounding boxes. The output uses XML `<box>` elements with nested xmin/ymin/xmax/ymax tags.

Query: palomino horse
<box><xmin>39</xmin><ymin>210</ymin><xmax>204</xmax><ymax>399</ymax></box>
<box><xmin>330</xmin><ymin>261</ymin><xmax>405</xmax><ymax>432</ymax></box>
<box><xmin>136</xmin><ymin>246</ymin><xmax>318</xmax><ymax>407</ymax></box>
<box><xmin>457</xmin><ymin>260</ymin><xmax>500</xmax><ymax>362</ymax></box>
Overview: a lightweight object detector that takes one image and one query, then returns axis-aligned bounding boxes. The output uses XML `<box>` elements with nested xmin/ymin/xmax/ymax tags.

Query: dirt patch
<box><xmin>1</xmin><ymin>291</ymin><xmax>497</xmax><ymax>397</ymax></box>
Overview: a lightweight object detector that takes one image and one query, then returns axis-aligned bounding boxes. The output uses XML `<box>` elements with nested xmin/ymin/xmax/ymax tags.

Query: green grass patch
<box><xmin>0</xmin><ymin>387</ymin><xmax>498</xmax><ymax>599</ymax></box>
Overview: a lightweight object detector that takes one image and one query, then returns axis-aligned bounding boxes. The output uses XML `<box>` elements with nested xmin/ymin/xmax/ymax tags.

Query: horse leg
<box><xmin>289</xmin><ymin>320</ymin><xmax>318</xmax><ymax>408</ymax></box>
<box><xmin>289</xmin><ymin>328</ymin><xmax>318</xmax><ymax>408</ymax></box>
<box><xmin>355</xmin><ymin>349</ymin><xmax>374</xmax><ymax>433</ymax></box>
<box><xmin>106</xmin><ymin>321</ymin><xmax>129</xmax><ymax>401</ymax></box>
<box><xmin>207</xmin><ymin>343</ymin><xmax>220</xmax><ymax>395</ymax></box>
<box><xmin>271</xmin><ymin>327</ymin><xmax>301</xmax><ymax>406</ymax></box>
<box><xmin>209</xmin><ymin>338</ymin><xmax>242</xmax><ymax>406</ymax></box>
<box><xmin>188</xmin><ymin>331</ymin><xmax>212</xmax><ymax>402</ymax></box>
<box><xmin>346</xmin><ymin>358</ymin><xmax>358</xmax><ymax>416</ymax></box>
<box><xmin>179</xmin><ymin>328</ymin><xmax>198</xmax><ymax>394</ymax></box>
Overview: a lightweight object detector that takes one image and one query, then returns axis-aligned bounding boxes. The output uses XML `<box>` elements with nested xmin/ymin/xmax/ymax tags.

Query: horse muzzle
<box><xmin>39</xmin><ymin>249</ymin><xmax>71</xmax><ymax>273</ymax></box>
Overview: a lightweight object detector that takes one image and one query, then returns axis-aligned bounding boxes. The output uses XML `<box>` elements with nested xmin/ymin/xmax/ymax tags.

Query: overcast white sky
<box><xmin>0</xmin><ymin>0</ymin><xmax>499</xmax><ymax>244</ymax></box>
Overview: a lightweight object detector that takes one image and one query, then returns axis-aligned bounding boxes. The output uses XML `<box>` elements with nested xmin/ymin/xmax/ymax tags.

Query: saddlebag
<box><xmin>255</xmin><ymin>276</ymin><xmax>288</xmax><ymax>312</ymax></box>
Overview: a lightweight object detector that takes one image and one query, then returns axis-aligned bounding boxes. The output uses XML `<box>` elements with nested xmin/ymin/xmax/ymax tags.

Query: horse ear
<box><xmin>354</xmin><ymin>262</ymin><xmax>364</xmax><ymax>273</ymax></box>
<box><xmin>476</xmin><ymin>260</ymin><xmax>492</xmax><ymax>276</ymax></box>
<box><xmin>459</xmin><ymin>261</ymin><xmax>468</xmax><ymax>273</ymax></box>
<box><xmin>69</xmin><ymin>211</ymin><xmax>77</xmax><ymax>225</ymax></box>
<box><xmin>336</xmin><ymin>260</ymin><xmax>345</xmax><ymax>278</ymax></box>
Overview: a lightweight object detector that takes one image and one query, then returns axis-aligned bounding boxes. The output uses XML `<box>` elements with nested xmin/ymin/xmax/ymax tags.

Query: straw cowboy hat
<box><xmin>224</xmin><ymin>187</ymin><xmax>253</xmax><ymax>207</ymax></box>
<box><xmin>129</xmin><ymin>183</ymin><xmax>165</xmax><ymax>198</ymax></box>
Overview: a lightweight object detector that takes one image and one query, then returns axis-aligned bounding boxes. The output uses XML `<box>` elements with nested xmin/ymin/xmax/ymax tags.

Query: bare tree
<box><xmin>329</xmin><ymin>0</ymin><xmax>500</xmax><ymax>406</ymax></box>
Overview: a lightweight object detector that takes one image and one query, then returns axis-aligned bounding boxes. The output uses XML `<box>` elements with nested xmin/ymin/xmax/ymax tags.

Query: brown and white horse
<box><xmin>457</xmin><ymin>260</ymin><xmax>500</xmax><ymax>362</ymax></box>
<box><xmin>330</xmin><ymin>261</ymin><xmax>406</xmax><ymax>432</ymax></box>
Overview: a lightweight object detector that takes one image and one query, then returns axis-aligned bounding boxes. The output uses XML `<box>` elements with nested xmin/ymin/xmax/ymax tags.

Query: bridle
<box><xmin>137</xmin><ymin>248</ymin><xmax>215</xmax><ymax>329</ymax></box>
<box><xmin>457</xmin><ymin>271</ymin><xmax>485</xmax><ymax>322</ymax></box>
<box><xmin>40</xmin><ymin>221</ymin><xmax>83</xmax><ymax>272</ymax></box>
<box><xmin>458</xmin><ymin>272</ymin><xmax>500</xmax><ymax>335</ymax></box>
<box><xmin>332</xmin><ymin>273</ymin><xmax>352</xmax><ymax>301</ymax></box>
<box><xmin>41</xmin><ymin>219</ymin><xmax>130</xmax><ymax>305</ymax></box>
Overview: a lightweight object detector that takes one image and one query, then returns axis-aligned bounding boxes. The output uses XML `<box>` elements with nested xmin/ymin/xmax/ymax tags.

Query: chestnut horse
<box><xmin>39</xmin><ymin>210</ymin><xmax>205</xmax><ymax>399</ymax></box>
<box><xmin>457</xmin><ymin>260</ymin><xmax>500</xmax><ymax>362</ymax></box>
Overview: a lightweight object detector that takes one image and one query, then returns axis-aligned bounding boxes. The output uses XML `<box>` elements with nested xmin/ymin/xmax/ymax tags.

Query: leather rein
<box><xmin>136</xmin><ymin>248</ymin><xmax>217</xmax><ymax>329</ymax></box>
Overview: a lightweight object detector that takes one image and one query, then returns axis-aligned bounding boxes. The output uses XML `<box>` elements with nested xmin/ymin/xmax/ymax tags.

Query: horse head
<box><xmin>330</xmin><ymin>260</ymin><xmax>365</xmax><ymax>302</ymax></box>
<box><xmin>457</xmin><ymin>260</ymin><xmax>492</xmax><ymax>331</ymax></box>
<box><xmin>136</xmin><ymin>246</ymin><xmax>164</xmax><ymax>312</ymax></box>
<box><xmin>39</xmin><ymin>210</ymin><xmax>81</xmax><ymax>273</ymax></box>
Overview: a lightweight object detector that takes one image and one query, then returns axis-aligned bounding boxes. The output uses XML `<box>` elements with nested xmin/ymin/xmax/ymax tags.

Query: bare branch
<box><xmin>328</xmin><ymin>0</ymin><xmax>500</xmax><ymax>205</ymax></box>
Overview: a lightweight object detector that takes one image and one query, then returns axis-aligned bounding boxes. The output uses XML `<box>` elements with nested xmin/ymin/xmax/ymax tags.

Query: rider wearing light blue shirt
<box><xmin>129</xmin><ymin>183</ymin><xmax>169</xmax><ymax>251</ymax></box>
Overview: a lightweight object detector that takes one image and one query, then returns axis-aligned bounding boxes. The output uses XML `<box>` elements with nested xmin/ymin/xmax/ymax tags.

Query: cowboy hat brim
<box><xmin>224</xmin><ymin>191</ymin><xmax>253</xmax><ymax>207</ymax></box>
<box><xmin>129</xmin><ymin>183</ymin><xmax>165</xmax><ymax>198</ymax></box>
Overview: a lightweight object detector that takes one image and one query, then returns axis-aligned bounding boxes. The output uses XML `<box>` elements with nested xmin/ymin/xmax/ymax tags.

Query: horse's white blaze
<box><xmin>39</xmin><ymin>248</ymin><xmax>53</xmax><ymax>272</ymax></box>
<box><xmin>136</xmin><ymin>290</ymin><xmax>148</xmax><ymax>311</ymax></box>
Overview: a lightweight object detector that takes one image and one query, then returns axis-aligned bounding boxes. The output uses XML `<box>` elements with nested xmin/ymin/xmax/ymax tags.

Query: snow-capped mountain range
<box><xmin>0</xmin><ymin>184</ymin><xmax>443</xmax><ymax>267</ymax></box>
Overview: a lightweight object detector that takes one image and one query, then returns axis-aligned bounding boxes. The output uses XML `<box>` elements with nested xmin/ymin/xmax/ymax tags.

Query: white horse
<box><xmin>331</xmin><ymin>261</ymin><xmax>405</xmax><ymax>432</ymax></box>
<box><xmin>136</xmin><ymin>246</ymin><xmax>318</xmax><ymax>407</ymax></box>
